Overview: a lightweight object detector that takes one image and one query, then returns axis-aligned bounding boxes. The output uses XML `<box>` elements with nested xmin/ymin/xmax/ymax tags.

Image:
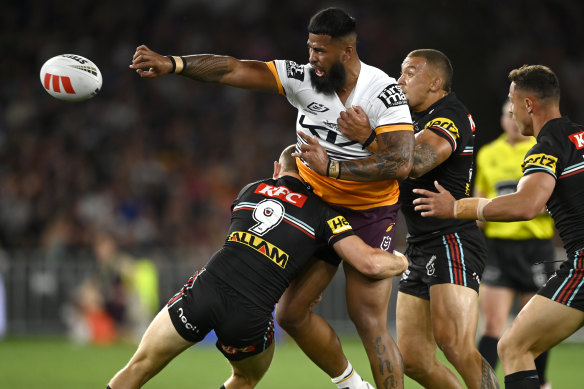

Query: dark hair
<box><xmin>308</xmin><ymin>7</ymin><xmax>356</xmax><ymax>38</ymax></box>
<box><xmin>407</xmin><ymin>49</ymin><xmax>453</xmax><ymax>93</ymax></box>
<box><xmin>508</xmin><ymin>65</ymin><xmax>560</xmax><ymax>101</ymax></box>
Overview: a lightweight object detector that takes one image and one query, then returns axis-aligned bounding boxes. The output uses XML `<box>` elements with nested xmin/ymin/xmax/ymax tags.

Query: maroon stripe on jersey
<box><xmin>445</xmin><ymin>233</ymin><xmax>463</xmax><ymax>285</ymax></box>
<box><xmin>167</xmin><ymin>268</ymin><xmax>205</xmax><ymax>307</ymax></box>
<box><xmin>557</xmin><ymin>251</ymin><xmax>584</xmax><ymax>304</ymax></box>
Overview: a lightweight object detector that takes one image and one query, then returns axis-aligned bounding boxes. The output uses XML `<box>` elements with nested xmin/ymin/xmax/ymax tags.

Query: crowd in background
<box><xmin>1</xmin><ymin>0</ymin><xmax>583</xmax><ymax>262</ymax></box>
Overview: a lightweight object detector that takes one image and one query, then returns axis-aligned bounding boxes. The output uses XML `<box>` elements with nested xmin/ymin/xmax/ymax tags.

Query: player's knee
<box><xmin>497</xmin><ymin>331</ymin><xmax>519</xmax><ymax>362</ymax></box>
<box><xmin>275</xmin><ymin>301</ymin><xmax>306</xmax><ymax>330</ymax></box>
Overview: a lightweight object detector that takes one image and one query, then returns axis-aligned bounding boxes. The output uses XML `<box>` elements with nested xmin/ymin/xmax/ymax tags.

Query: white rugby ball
<box><xmin>40</xmin><ymin>54</ymin><xmax>102</xmax><ymax>102</ymax></box>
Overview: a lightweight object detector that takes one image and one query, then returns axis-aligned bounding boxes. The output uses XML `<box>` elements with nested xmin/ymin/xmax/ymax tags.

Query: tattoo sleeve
<box><xmin>181</xmin><ymin>55</ymin><xmax>230</xmax><ymax>83</ymax></box>
<box><xmin>409</xmin><ymin>142</ymin><xmax>440</xmax><ymax>178</ymax></box>
<box><xmin>339</xmin><ymin>131</ymin><xmax>414</xmax><ymax>182</ymax></box>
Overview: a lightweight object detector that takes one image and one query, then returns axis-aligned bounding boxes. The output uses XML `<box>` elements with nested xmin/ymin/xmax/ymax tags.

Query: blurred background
<box><xmin>0</xmin><ymin>0</ymin><xmax>583</xmax><ymax>345</ymax></box>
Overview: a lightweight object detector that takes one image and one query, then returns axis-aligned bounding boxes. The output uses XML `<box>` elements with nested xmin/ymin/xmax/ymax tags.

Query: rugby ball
<box><xmin>40</xmin><ymin>54</ymin><xmax>102</xmax><ymax>102</ymax></box>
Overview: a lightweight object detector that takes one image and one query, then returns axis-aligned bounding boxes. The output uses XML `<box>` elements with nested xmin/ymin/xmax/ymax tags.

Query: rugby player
<box><xmin>412</xmin><ymin>64</ymin><xmax>584</xmax><ymax>389</ymax></box>
<box><xmin>316</xmin><ymin>49</ymin><xmax>499</xmax><ymax>388</ymax></box>
<box><xmin>106</xmin><ymin>145</ymin><xmax>408</xmax><ymax>389</ymax></box>
<box><xmin>475</xmin><ymin>99</ymin><xmax>554</xmax><ymax>389</ymax></box>
<box><xmin>130</xmin><ymin>8</ymin><xmax>414</xmax><ymax>389</ymax></box>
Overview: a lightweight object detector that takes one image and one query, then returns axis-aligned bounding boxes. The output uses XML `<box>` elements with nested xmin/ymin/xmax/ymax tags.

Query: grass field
<box><xmin>1</xmin><ymin>336</ymin><xmax>582</xmax><ymax>388</ymax></box>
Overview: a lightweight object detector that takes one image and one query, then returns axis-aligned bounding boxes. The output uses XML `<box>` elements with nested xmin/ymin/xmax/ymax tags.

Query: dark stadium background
<box><xmin>0</xmin><ymin>0</ymin><xmax>583</xmax><ymax>338</ymax></box>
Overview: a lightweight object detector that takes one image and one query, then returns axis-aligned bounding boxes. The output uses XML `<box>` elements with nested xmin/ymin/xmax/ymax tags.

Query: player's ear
<box><xmin>273</xmin><ymin>161</ymin><xmax>281</xmax><ymax>179</ymax></box>
<box><xmin>430</xmin><ymin>76</ymin><xmax>443</xmax><ymax>92</ymax></box>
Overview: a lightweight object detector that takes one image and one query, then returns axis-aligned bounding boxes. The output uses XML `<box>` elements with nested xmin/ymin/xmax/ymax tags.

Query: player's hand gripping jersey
<box><xmin>205</xmin><ymin>175</ymin><xmax>354</xmax><ymax>312</ymax></box>
<box><xmin>400</xmin><ymin>93</ymin><xmax>478</xmax><ymax>241</ymax></box>
<box><xmin>266</xmin><ymin>60</ymin><xmax>413</xmax><ymax>210</ymax></box>
<box><xmin>522</xmin><ymin>117</ymin><xmax>584</xmax><ymax>254</ymax></box>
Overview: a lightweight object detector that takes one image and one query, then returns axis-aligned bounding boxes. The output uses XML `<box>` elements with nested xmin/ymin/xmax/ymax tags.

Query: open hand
<box><xmin>292</xmin><ymin>131</ymin><xmax>329</xmax><ymax>176</ymax></box>
<box><xmin>412</xmin><ymin>181</ymin><xmax>456</xmax><ymax>218</ymax></box>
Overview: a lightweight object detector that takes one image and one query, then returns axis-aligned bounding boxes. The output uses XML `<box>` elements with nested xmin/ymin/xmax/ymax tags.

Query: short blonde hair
<box><xmin>279</xmin><ymin>145</ymin><xmax>299</xmax><ymax>174</ymax></box>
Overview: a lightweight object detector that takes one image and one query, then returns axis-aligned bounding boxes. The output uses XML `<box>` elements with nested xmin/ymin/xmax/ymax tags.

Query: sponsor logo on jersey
<box><xmin>425</xmin><ymin>117</ymin><xmax>460</xmax><ymax>139</ymax></box>
<box><xmin>307</xmin><ymin>102</ymin><xmax>330</xmax><ymax>114</ymax></box>
<box><xmin>228</xmin><ymin>231</ymin><xmax>289</xmax><ymax>269</ymax></box>
<box><xmin>176</xmin><ymin>307</ymin><xmax>200</xmax><ymax>334</ymax></box>
<box><xmin>285</xmin><ymin>60</ymin><xmax>304</xmax><ymax>81</ymax></box>
<box><xmin>377</xmin><ymin>84</ymin><xmax>407</xmax><ymax>108</ymax></box>
<box><xmin>569</xmin><ymin>130</ymin><xmax>584</xmax><ymax>150</ymax></box>
<box><xmin>327</xmin><ymin>216</ymin><xmax>352</xmax><ymax>235</ymax></box>
<box><xmin>522</xmin><ymin>153</ymin><xmax>558</xmax><ymax>174</ymax></box>
<box><xmin>254</xmin><ymin>183</ymin><xmax>307</xmax><ymax>207</ymax></box>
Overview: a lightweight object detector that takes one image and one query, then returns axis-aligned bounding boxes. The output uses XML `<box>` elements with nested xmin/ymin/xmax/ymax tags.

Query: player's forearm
<box><xmin>409</xmin><ymin>143</ymin><xmax>440</xmax><ymax>178</ymax></box>
<box><xmin>181</xmin><ymin>54</ymin><xmax>232</xmax><ymax>83</ymax></box>
<box><xmin>335</xmin><ymin>132</ymin><xmax>413</xmax><ymax>182</ymax></box>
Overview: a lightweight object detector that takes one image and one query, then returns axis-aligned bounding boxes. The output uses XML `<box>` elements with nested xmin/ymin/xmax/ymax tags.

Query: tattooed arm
<box><xmin>294</xmin><ymin>130</ymin><xmax>414</xmax><ymax>182</ymax></box>
<box><xmin>130</xmin><ymin>45</ymin><xmax>279</xmax><ymax>93</ymax></box>
<box><xmin>409</xmin><ymin>129</ymin><xmax>452</xmax><ymax>178</ymax></box>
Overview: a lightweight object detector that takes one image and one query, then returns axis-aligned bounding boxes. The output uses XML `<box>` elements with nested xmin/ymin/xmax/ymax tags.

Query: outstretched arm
<box><xmin>412</xmin><ymin>172</ymin><xmax>554</xmax><ymax>221</ymax></box>
<box><xmin>333</xmin><ymin>235</ymin><xmax>408</xmax><ymax>279</ymax></box>
<box><xmin>130</xmin><ymin>45</ymin><xmax>279</xmax><ymax>93</ymax></box>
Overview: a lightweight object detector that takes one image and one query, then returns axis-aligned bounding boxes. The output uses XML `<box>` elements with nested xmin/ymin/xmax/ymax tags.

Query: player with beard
<box><xmin>307</xmin><ymin>49</ymin><xmax>499</xmax><ymax>388</ymax></box>
<box><xmin>130</xmin><ymin>7</ymin><xmax>414</xmax><ymax>389</ymax></box>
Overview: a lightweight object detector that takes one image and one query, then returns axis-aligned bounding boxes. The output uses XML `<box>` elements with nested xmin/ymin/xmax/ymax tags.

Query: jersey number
<box><xmin>250</xmin><ymin>199</ymin><xmax>284</xmax><ymax>236</ymax></box>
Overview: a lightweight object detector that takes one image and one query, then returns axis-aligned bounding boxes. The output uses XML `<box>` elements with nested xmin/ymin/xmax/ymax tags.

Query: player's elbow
<box><xmin>396</xmin><ymin>158</ymin><xmax>414</xmax><ymax>181</ymax></box>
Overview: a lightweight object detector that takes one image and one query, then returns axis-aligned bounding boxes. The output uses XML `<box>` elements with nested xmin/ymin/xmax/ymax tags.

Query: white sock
<box><xmin>331</xmin><ymin>361</ymin><xmax>365</xmax><ymax>389</ymax></box>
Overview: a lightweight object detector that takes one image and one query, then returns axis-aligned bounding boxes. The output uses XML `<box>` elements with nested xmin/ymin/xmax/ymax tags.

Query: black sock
<box><xmin>534</xmin><ymin>351</ymin><xmax>549</xmax><ymax>384</ymax></box>
<box><xmin>219</xmin><ymin>386</ymin><xmax>226</xmax><ymax>389</ymax></box>
<box><xmin>504</xmin><ymin>370</ymin><xmax>539</xmax><ymax>389</ymax></box>
<box><xmin>106</xmin><ymin>386</ymin><xmax>112</xmax><ymax>389</ymax></box>
<box><xmin>478</xmin><ymin>335</ymin><xmax>499</xmax><ymax>369</ymax></box>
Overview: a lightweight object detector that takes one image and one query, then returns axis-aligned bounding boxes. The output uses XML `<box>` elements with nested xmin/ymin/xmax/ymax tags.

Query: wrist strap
<box><xmin>362</xmin><ymin>130</ymin><xmax>376</xmax><ymax>149</ymax></box>
<box><xmin>453</xmin><ymin>198</ymin><xmax>489</xmax><ymax>221</ymax></box>
<box><xmin>166</xmin><ymin>56</ymin><xmax>185</xmax><ymax>74</ymax></box>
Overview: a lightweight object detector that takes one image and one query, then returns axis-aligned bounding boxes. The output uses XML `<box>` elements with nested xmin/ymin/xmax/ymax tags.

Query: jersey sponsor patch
<box><xmin>425</xmin><ymin>117</ymin><xmax>460</xmax><ymax>139</ymax></box>
<box><xmin>522</xmin><ymin>153</ymin><xmax>558</xmax><ymax>175</ymax></box>
<box><xmin>326</xmin><ymin>216</ymin><xmax>352</xmax><ymax>235</ymax></box>
<box><xmin>377</xmin><ymin>84</ymin><xmax>407</xmax><ymax>108</ymax></box>
<box><xmin>254</xmin><ymin>183</ymin><xmax>308</xmax><ymax>207</ymax></box>
<box><xmin>228</xmin><ymin>231</ymin><xmax>290</xmax><ymax>269</ymax></box>
<box><xmin>569</xmin><ymin>130</ymin><xmax>584</xmax><ymax>150</ymax></box>
<box><xmin>285</xmin><ymin>60</ymin><xmax>304</xmax><ymax>81</ymax></box>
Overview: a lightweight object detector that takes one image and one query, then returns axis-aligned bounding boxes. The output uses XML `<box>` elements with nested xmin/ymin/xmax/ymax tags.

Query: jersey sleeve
<box><xmin>266</xmin><ymin>60</ymin><xmax>307</xmax><ymax>107</ymax></box>
<box><xmin>521</xmin><ymin>135</ymin><xmax>562</xmax><ymax>180</ymax></box>
<box><xmin>422</xmin><ymin>108</ymin><xmax>468</xmax><ymax>152</ymax></box>
<box><xmin>320</xmin><ymin>206</ymin><xmax>355</xmax><ymax>246</ymax></box>
<box><xmin>366</xmin><ymin>83</ymin><xmax>413</xmax><ymax>135</ymax></box>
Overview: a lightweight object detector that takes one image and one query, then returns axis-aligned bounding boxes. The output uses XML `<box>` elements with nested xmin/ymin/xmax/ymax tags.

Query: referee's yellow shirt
<box><xmin>475</xmin><ymin>134</ymin><xmax>555</xmax><ymax>240</ymax></box>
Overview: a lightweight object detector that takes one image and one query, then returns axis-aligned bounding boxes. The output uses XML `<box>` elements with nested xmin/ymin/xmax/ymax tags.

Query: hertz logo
<box><xmin>228</xmin><ymin>231</ymin><xmax>289</xmax><ymax>269</ymax></box>
<box><xmin>327</xmin><ymin>216</ymin><xmax>352</xmax><ymax>235</ymax></box>
<box><xmin>426</xmin><ymin>117</ymin><xmax>460</xmax><ymax>139</ymax></box>
<box><xmin>522</xmin><ymin>153</ymin><xmax>558</xmax><ymax>174</ymax></box>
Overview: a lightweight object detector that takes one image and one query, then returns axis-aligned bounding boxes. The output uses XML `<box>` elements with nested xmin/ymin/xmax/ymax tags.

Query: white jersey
<box><xmin>266</xmin><ymin>60</ymin><xmax>413</xmax><ymax>210</ymax></box>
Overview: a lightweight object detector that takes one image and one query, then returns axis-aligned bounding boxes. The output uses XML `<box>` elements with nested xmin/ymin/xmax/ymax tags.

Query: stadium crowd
<box><xmin>1</xmin><ymin>0</ymin><xmax>583</xmax><ymax>264</ymax></box>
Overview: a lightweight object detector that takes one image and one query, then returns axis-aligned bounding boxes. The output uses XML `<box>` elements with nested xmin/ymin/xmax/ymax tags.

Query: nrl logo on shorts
<box><xmin>426</xmin><ymin>255</ymin><xmax>436</xmax><ymax>276</ymax></box>
<box><xmin>307</xmin><ymin>102</ymin><xmax>330</xmax><ymax>114</ymax></box>
<box><xmin>285</xmin><ymin>60</ymin><xmax>305</xmax><ymax>81</ymax></box>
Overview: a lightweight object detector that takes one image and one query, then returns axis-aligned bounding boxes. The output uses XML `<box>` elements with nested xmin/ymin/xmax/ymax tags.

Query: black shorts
<box><xmin>539</xmin><ymin>248</ymin><xmax>584</xmax><ymax>312</ymax></box>
<box><xmin>316</xmin><ymin>203</ymin><xmax>401</xmax><ymax>266</ymax></box>
<box><xmin>399</xmin><ymin>228</ymin><xmax>487</xmax><ymax>299</ymax></box>
<box><xmin>166</xmin><ymin>268</ymin><xmax>275</xmax><ymax>361</ymax></box>
<box><xmin>482</xmin><ymin>238</ymin><xmax>556</xmax><ymax>292</ymax></box>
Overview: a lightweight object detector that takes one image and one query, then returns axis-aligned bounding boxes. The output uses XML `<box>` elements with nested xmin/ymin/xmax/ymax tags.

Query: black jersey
<box><xmin>205</xmin><ymin>175</ymin><xmax>354</xmax><ymax>311</ymax></box>
<box><xmin>400</xmin><ymin>93</ymin><xmax>478</xmax><ymax>241</ymax></box>
<box><xmin>522</xmin><ymin>117</ymin><xmax>584</xmax><ymax>254</ymax></box>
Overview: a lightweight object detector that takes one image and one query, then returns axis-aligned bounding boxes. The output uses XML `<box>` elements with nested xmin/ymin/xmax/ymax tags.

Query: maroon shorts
<box><xmin>315</xmin><ymin>202</ymin><xmax>401</xmax><ymax>266</ymax></box>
